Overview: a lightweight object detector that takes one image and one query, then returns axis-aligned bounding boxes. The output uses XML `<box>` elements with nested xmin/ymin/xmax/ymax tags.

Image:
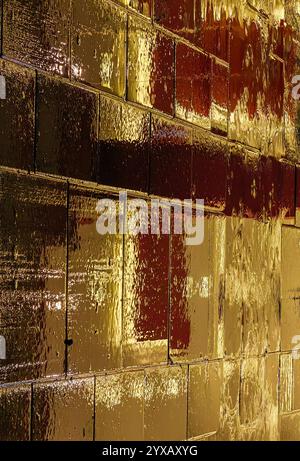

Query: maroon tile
<box><xmin>98</xmin><ymin>96</ymin><xmax>150</xmax><ymax>192</ymax></box>
<box><xmin>199</xmin><ymin>0</ymin><xmax>229</xmax><ymax>61</ymax></box>
<box><xmin>211</xmin><ymin>58</ymin><xmax>229</xmax><ymax>134</ymax></box>
<box><xmin>226</xmin><ymin>147</ymin><xmax>262</xmax><ymax>219</ymax></box>
<box><xmin>0</xmin><ymin>59</ymin><xmax>35</xmax><ymax>171</ymax></box>
<box><xmin>36</xmin><ymin>74</ymin><xmax>98</xmax><ymax>181</ymax></box>
<box><xmin>128</xmin><ymin>16</ymin><xmax>175</xmax><ymax>116</ymax></box>
<box><xmin>176</xmin><ymin>42</ymin><xmax>211</xmax><ymax>128</ymax></box>
<box><xmin>123</xmin><ymin>214</ymin><xmax>169</xmax><ymax>366</ymax></box>
<box><xmin>3</xmin><ymin>0</ymin><xmax>71</xmax><ymax>77</ymax></box>
<box><xmin>154</xmin><ymin>0</ymin><xmax>201</xmax><ymax>43</ymax></box>
<box><xmin>149</xmin><ymin>116</ymin><xmax>192</xmax><ymax>199</ymax></box>
<box><xmin>192</xmin><ymin>131</ymin><xmax>228</xmax><ymax>210</ymax></box>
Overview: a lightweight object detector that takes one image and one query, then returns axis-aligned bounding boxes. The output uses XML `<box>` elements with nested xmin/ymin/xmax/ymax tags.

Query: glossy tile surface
<box><xmin>72</xmin><ymin>0</ymin><xmax>126</xmax><ymax>96</ymax></box>
<box><xmin>0</xmin><ymin>385</ymin><xmax>31</xmax><ymax>441</ymax></box>
<box><xmin>68</xmin><ymin>186</ymin><xmax>122</xmax><ymax>374</ymax></box>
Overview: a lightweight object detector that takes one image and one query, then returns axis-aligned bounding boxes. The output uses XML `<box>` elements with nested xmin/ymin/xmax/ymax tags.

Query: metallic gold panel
<box><xmin>36</xmin><ymin>74</ymin><xmax>99</xmax><ymax>181</ymax></box>
<box><xmin>98</xmin><ymin>95</ymin><xmax>150</xmax><ymax>192</ymax></box>
<box><xmin>144</xmin><ymin>366</ymin><xmax>187</xmax><ymax>441</ymax></box>
<box><xmin>3</xmin><ymin>0</ymin><xmax>71</xmax><ymax>77</ymax></box>
<box><xmin>123</xmin><ymin>220</ymin><xmax>169</xmax><ymax>367</ymax></box>
<box><xmin>72</xmin><ymin>0</ymin><xmax>126</xmax><ymax>96</ymax></box>
<box><xmin>0</xmin><ymin>59</ymin><xmax>35</xmax><ymax>171</ymax></box>
<box><xmin>188</xmin><ymin>361</ymin><xmax>221</xmax><ymax>439</ymax></box>
<box><xmin>281</xmin><ymin>226</ymin><xmax>300</xmax><ymax>351</ymax></box>
<box><xmin>128</xmin><ymin>15</ymin><xmax>175</xmax><ymax>115</ymax></box>
<box><xmin>281</xmin><ymin>412</ymin><xmax>300</xmax><ymax>441</ymax></box>
<box><xmin>129</xmin><ymin>0</ymin><xmax>152</xmax><ymax>17</ymax></box>
<box><xmin>280</xmin><ymin>354</ymin><xmax>293</xmax><ymax>414</ymax></box>
<box><xmin>0</xmin><ymin>384</ymin><xmax>31</xmax><ymax>441</ymax></box>
<box><xmin>219</xmin><ymin>360</ymin><xmax>240</xmax><ymax>440</ymax></box>
<box><xmin>0</xmin><ymin>172</ymin><xmax>67</xmax><ymax>383</ymax></box>
<box><xmin>68</xmin><ymin>186</ymin><xmax>122</xmax><ymax>374</ymax></box>
<box><xmin>95</xmin><ymin>370</ymin><xmax>144</xmax><ymax>441</ymax></box>
<box><xmin>32</xmin><ymin>378</ymin><xmax>94</xmax><ymax>441</ymax></box>
<box><xmin>224</xmin><ymin>217</ymin><xmax>281</xmax><ymax>357</ymax></box>
<box><xmin>239</xmin><ymin>355</ymin><xmax>279</xmax><ymax>441</ymax></box>
<box><xmin>176</xmin><ymin>42</ymin><xmax>211</xmax><ymax>129</ymax></box>
<box><xmin>171</xmin><ymin>218</ymin><xmax>222</xmax><ymax>362</ymax></box>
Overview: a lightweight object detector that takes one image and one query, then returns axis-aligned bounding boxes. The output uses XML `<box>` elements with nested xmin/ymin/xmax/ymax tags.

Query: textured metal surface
<box><xmin>32</xmin><ymin>378</ymin><xmax>94</xmax><ymax>440</ymax></box>
<box><xmin>1</xmin><ymin>0</ymin><xmax>300</xmax><ymax>443</ymax></box>
<box><xmin>68</xmin><ymin>185</ymin><xmax>122</xmax><ymax>374</ymax></box>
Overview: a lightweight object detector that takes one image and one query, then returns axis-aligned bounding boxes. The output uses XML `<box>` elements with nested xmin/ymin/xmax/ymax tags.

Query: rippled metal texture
<box><xmin>68</xmin><ymin>185</ymin><xmax>123</xmax><ymax>374</ymax></box>
<box><xmin>72</xmin><ymin>0</ymin><xmax>126</xmax><ymax>96</ymax></box>
<box><xmin>0</xmin><ymin>172</ymin><xmax>66</xmax><ymax>383</ymax></box>
<box><xmin>1</xmin><ymin>0</ymin><xmax>300</xmax><ymax>443</ymax></box>
<box><xmin>32</xmin><ymin>378</ymin><xmax>94</xmax><ymax>440</ymax></box>
<box><xmin>98</xmin><ymin>95</ymin><xmax>150</xmax><ymax>192</ymax></box>
<box><xmin>0</xmin><ymin>59</ymin><xmax>35</xmax><ymax>170</ymax></box>
<box><xmin>36</xmin><ymin>74</ymin><xmax>99</xmax><ymax>180</ymax></box>
<box><xmin>3</xmin><ymin>0</ymin><xmax>71</xmax><ymax>77</ymax></box>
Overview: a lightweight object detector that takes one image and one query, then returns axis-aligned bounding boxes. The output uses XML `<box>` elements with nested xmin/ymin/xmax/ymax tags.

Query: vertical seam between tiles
<box><xmin>64</xmin><ymin>181</ymin><xmax>70</xmax><ymax>376</ymax></box>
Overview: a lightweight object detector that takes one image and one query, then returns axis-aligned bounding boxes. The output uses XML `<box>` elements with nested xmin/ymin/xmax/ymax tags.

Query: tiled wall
<box><xmin>1</xmin><ymin>0</ymin><xmax>300</xmax><ymax>441</ymax></box>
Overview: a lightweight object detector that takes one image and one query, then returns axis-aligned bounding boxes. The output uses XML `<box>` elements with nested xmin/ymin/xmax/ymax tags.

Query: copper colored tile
<box><xmin>36</xmin><ymin>74</ymin><xmax>99</xmax><ymax>181</ymax></box>
<box><xmin>123</xmin><ymin>217</ymin><xmax>169</xmax><ymax>366</ymax></box>
<box><xmin>67</xmin><ymin>186</ymin><xmax>122</xmax><ymax>374</ymax></box>
<box><xmin>0</xmin><ymin>172</ymin><xmax>67</xmax><ymax>383</ymax></box>
<box><xmin>211</xmin><ymin>59</ymin><xmax>228</xmax><ymax>134</ymax></box>
<box><xmin>72</xmin><ymin>0</ymin><xmax>126</xmax><ymax>96</ymax></box>
<box><xmin>144</xmin><ymin>366</ymin><xmax>187</xmax><ymax>441</ymax></box>
<box><xmin>199</xmin><ymin>0</ymin><xmax>229</xmax><ymax>61</ymax></box>
<box><xmin>3</xmin><ymin>0</ymin><xmax>71</xmax><ymax>77</ymax></box>
<box><xmin>0</xmin><ymin>59</ymin><xmax>35</xmax><ymax>171</ymax></box>
<box><xmin>176</xmin><ymin>42</ymin><xmax>211</xmax><ymax>129</ymax></box>
<box><xmin>170</xmin><ymin>218</ymin><xmax>210</xmax><ymax>361</ymax></box>
<box><xmin>188</xmin><ymin>362</ymin><xmax>221</xmax><ymax>438</ymax></box>
<box><xmin>98</xmin><ymin>95</ymin><xmax>150</xmax><ymax>192</ymax></box>
<box><xmin>154</xmin><ymin>0</ymin><xmax>201</xmax><ymax>43</ymax></box>
<box><xmin>192</xmin><ymin>130</ymin><xmax>228</xmax><ymax>210</ymax></box>
<box><xmin>0</xmin><ymin>384</ymin><xmax>31</xmax><ymax>441</ymax></box>
<box><xmin>32</xmin><ymin>378</ymin><xmax>94</xmax><ymax>441</ymax></box>
<box><xmin>95</xmin><ymin>371</ymin><xmax>144</xmax><ymax>441</ymax></box>
<box><xmin>128</xmin><ymin>16</ymin><xmax>174</xmax><ymax>115</ymax></box>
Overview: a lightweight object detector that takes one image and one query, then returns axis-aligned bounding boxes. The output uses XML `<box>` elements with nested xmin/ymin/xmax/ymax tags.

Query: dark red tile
<box><xmin>123</xmin><ymin>214</ymin><xmax>169</xmax><ymax>366</ymax></box>
<box><xmin>128</xmin><ymin>16</ymin><xmax>175</xmax><ymax>116</ymax></box>
<box><xmin>199</xmin><ymin>0</ymin><xmax>229</xmax><ymax>61</ymax></box>
<box><xmin>98</xmin><ymin>96</ymin><xmax>150</xmax><ymax>192</ymax></box>
<box><xmin>36</xmin><ymin>74</ymin><xmax>98</xmax><ymax>181</ymax></box>
<box><xmin>226</xmin><ymin>147</ymin><xmax>262</xmax><ymax>218</ymax></box>
<box><xmin>176</xmin><ymin>42</ymin><xmax>211</xmax><ymax>128</ymax></box>
<box><xmin>192</xmin><ymin>131</ymin><xmax>228</xmax><ymax>210</ymax></box>
<box><xmin>154</xmin><ymin>0</ymin><xmax>201</xmax><ymax>43</ymax></box>
<box><xmin>0</xmin><ymin>59</ymin><xmax>35</xmax><ymax>171</ymax></box>
<box><xmin>3</xmin><ymin>0</ymin><xmax>71</xmax><ymax>77</ymax></box>
<box><xmin>211</xmin><ymin>58</ymin><xmax>229</xmax><ymax>134</ymax></box>
<box><xmin>149</xmin><ymin>116</ymin><xmax>192</xmax><ymax>199</ymax></box>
